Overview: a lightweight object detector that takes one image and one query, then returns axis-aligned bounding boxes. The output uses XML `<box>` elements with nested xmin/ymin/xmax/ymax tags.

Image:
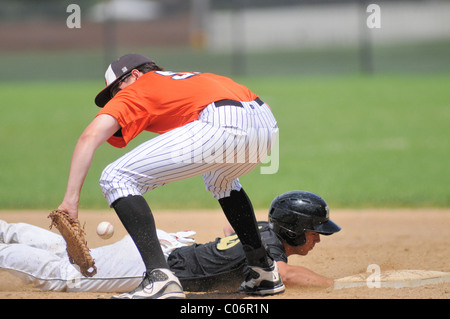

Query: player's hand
<box><xmin>57</xmin><ymin>201</ymin><xmax>78</xmax><ymax>220</ymax></box>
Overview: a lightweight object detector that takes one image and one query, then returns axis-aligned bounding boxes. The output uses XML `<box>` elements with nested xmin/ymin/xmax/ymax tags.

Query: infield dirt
<box><xmin>0</xmin><ymin>209</ymin><xmax>449</xmax><ymax>299</ymax></box>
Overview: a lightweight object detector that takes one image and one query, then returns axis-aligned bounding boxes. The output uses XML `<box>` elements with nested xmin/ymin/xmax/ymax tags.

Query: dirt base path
<box><xmin>1</xmin><ymin>208</ymin><xmax>449</xmax><ymax>299</ymax></box>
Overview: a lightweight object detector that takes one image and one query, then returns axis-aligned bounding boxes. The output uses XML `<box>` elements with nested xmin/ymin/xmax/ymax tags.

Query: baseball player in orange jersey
<box><xmin>57</xmin><ymin>53</ymin><xmax>281</xmax><ymax>299</ymax></box>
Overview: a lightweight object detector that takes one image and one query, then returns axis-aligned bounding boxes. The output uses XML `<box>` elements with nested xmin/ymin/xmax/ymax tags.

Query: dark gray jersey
<box><xmin>167</xmin><ymin>222</ymin><xmax>286</xmax><ymax>292</ymax></box>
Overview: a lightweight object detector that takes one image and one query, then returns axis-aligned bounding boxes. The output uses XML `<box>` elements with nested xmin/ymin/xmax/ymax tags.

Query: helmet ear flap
<box><xmin>270</xmin><ymin>222</ymin><xmax>307</xmax><ymax>247</ymax></box>
<box><xmin>285</xmin><ymin>230</ymin><xmax>306</xmax><ymax>246</ymax></box>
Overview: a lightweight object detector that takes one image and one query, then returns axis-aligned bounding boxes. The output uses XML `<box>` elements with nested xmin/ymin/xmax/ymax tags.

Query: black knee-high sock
<box><xmin>112</xmin><ymin>195</ymin><xmax>168</xmax><ymax>271</ymax></box>
<box><xmin>218</xmin><ymin>188</ymin><xmax>271</xmax><ymax>267</ymax></box>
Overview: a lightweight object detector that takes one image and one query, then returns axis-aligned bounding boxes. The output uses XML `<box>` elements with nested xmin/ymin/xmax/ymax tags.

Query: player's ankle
<box><xmin>243</xmin><ymin>244</ymin><xmax>274</xmax><ymax>269</ymax></box>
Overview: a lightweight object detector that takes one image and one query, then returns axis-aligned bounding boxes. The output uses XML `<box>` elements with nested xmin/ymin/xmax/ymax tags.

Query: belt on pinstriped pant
<box><xmin>214</xmin><ymin>97</ymin><xmax>264</xmax><ymax>108</ymax></box>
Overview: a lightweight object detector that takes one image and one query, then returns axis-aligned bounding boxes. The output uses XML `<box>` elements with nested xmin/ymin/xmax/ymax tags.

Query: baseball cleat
<box><xmin>239</xmin><ymin>261</ymin><xmax>285</xmax><ymax>296</ymax></box>
<box><xmin>111</xmin><ymin>268</ymin><xmax>185</xmax><ymax>299</ymax></box>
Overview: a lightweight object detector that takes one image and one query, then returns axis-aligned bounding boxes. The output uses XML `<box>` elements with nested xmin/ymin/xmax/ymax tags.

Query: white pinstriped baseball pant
<box><xmin>99</xmin><ymin>99</ymin><xmax>278</xmax><ymax>206</ymax></box>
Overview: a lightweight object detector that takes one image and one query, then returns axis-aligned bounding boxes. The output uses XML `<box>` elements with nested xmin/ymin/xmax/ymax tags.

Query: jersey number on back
<box><xmin>216</xmin><ymin>226</ymin><xmax>263</xmax><ymax>251</ymax></box>
<box><xmin>216</xmin><ymin>234</ymin><xmax>240</xmax><ymax>251</ymax></box>
<box><xmin>155</xmin><ymin>71</ymin><xmax>199</xmax><ymax>80</ymax></box>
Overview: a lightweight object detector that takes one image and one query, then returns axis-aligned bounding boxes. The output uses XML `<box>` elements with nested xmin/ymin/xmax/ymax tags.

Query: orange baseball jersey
<box><xmin>97</xmin><ymin>71</ymin><xmax>258</xmax><ymax>148</ymax></box>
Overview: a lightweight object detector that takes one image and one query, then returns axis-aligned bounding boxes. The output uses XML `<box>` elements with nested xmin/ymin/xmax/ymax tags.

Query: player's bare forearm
<box><xmin>59</xmin><ymin>136</ymin><xmax>97</xmax><ymax>218</ymax></box>
<box><xmin>59</xmin><ymin>115</ymin><xmax>120</xmax><ymax>218</ymax></box>
<box><xmin>277</xmin><ymin>261</ymin><xmax>334</xmax><ymax>288</ymax></box>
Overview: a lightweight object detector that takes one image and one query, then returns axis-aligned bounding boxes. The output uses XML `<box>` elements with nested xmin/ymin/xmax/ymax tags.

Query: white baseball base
<box><xmin>334</xmin><ymin>269</ymin><xmax>450</xmax><ymax>289</ymax></box>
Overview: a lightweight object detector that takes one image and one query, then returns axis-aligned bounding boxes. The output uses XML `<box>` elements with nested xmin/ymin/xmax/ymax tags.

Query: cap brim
<box><xmin>95</xmin><ymin>87</ymin><xmax>110</xmax><ymax>108</ymax></box>
<box><xmin>311</xmin><ymin>219</ymin><xmax>341</xmax><ymax>235</ymax></box>
<box><xmin>95</xmin><ymin>77</ymin><xmax>122</xmax><ymax>108</ymax></box>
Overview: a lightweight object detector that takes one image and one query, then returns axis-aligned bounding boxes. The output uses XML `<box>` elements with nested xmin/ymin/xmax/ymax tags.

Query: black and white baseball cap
<box><xmin>95</xmin><ymin>53</ymin><xmax>153</xmax><ymax>107</ymax></box>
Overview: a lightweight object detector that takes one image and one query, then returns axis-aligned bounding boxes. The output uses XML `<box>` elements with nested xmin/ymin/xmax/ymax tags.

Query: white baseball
<box><xmin>96</xmin><ymin>221</ymin><xmax>114</xmax><ymax>239</ymax></box>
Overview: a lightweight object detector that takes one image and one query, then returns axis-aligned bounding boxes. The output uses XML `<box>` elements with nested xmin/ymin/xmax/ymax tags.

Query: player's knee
<box><xmin>99</xmin><ymin>164</ymin><xmax>113</xmax><ymax>187</ymax></box>
<box><xmin>205</xmin><ymin>181</ymin><xmax>241</xmax><ymax>200</ymax></box>
<box><xmin>99</xmin><ymin>163</ymin><xmax>124</xmax><ymax>197</ymax></box>
<box><xmin>99</xmin><ymin>164</ymin><xmax>144</xmax><ymax>207</ymax></box>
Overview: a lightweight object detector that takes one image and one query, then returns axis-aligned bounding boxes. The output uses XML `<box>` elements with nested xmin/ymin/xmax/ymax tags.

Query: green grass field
<box><xmin>0</xmin><ymin>74</ymin><xmax>449</xmax><ymax>210</ymax></box>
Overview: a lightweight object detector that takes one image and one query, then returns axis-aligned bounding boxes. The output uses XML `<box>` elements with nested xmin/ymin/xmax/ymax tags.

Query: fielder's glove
<box><xmin>48</xmin><ymin>210</ymin><xmax>97</xmax><ymax>277</ymax></box>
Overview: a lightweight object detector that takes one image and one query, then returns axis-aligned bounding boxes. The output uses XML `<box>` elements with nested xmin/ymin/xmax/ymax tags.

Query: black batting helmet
<box><xmin>268</xmin><ymin>191</ymin><xmax>341</xmax><ymax>246</ymax></box>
